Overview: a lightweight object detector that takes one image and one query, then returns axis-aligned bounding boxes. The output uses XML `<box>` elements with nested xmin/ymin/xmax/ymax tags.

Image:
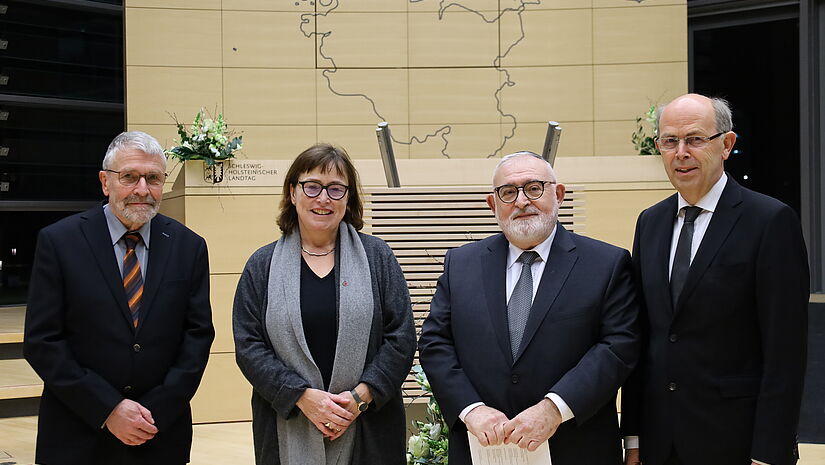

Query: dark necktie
<box><xmin>122</xmin><ymin>232</ymin><xmax>144</xmax><ymax>328</ymax></box>
<box><xmin>508</xmin><ymin>251</ymin><xmax>540</xmax><ymax>357</ymax></box>
<box><xmin>670</xmin><ymin>206</ymin><xmax>702</xmax><ymax>308</ymax></box>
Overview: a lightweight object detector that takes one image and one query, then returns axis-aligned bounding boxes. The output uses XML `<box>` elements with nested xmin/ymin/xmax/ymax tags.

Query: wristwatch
<box><xmin>351</xmin><ymin>389</ymin><xmax>368</xmax><ymax>412</ymax></box>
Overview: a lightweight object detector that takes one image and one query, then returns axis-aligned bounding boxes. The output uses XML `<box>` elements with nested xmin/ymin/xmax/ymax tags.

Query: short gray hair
<box><xmin>102</xmin><ymin>131</ymin><xmax>166</xmax><ymax>170</ymax></box>
<box><xmin>655</xmin><ymin>96</ymin><xmax>734</xmax><ymax>134</ymax></box>
<box><xmin>494</xmin><ymin>151</ymin><xmax>556</xmax><ymax>185</ymax></box>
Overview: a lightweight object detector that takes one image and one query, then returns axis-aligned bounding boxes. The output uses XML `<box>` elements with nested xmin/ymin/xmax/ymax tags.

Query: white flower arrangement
<box><xmin>407</xmin><ymin>365</ymin><xmax>449</xmax><ymax>464</ymax></box>
<box><xmin>166</xmin><ymin>108</ymin><xmax>243</xmax><ymax>166</ymax></box>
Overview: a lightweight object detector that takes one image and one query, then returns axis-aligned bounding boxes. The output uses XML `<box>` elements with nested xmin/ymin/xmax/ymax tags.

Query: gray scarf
<box><xmin>266</xmin><ymin>222</ymin><xmax>372</xmax><ymax>465</ymax></box>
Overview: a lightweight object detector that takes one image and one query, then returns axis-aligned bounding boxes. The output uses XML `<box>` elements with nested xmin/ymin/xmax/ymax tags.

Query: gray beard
<box><xmin>116</xmin><ymin>196</ymin><xmax>160</xmax><ymax>227</ymax></box>
<box><xmin>497</xmin><ymin>208</ymin><xmax>556</xmax><ymax>246</ymax></box>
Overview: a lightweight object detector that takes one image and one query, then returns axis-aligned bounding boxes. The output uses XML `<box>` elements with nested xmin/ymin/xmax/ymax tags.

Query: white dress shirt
<box><xmin>459</xmin><ymin>225</ymin><xmax>575</xmax><ymax>424</ymax></box>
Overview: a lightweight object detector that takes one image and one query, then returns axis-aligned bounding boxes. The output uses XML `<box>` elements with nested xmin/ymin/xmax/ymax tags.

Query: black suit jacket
<box><xmin>419</xmin><ymin>225</ymin><xmax>640</xmax><ymax>465</ymax></box>
<box><xmin>24</xmin><ymin>206</ymin><xmax>215</xmax><ymax>465</ymax></box>
<box><xmin>621</xmin><ymin>176</ymin><xmax>809</xmax><ymax>465</ymax></box>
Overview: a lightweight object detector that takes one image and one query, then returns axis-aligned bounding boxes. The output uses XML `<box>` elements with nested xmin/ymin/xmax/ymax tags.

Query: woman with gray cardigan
<box><xmin>233</xmin><ymin>143</ymin><xmax>416</xmax><ymax>465</ymax></box>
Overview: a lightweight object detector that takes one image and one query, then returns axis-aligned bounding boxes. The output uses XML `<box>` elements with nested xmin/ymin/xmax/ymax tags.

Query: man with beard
<box><xmin>24</xmin><ymin>131</ymin><xmax>214</xmax><ymax>465</ymax></box>
<box><xmin>419</xmin><ymin>151</ymin><xmax>640</xmax><ymax>465</ymax></box>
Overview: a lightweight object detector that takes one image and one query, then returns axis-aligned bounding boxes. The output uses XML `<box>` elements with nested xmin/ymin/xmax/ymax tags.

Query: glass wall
<box><xmin>0</xmin><ymin>0</ymin><xmax>124</xmax><ymax>305</ymax></box>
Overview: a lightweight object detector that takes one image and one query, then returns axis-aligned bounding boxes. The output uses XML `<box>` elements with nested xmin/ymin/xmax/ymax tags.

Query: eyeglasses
<box><xmin>105</xmin><ymin>169</ymin><xmax>167</xmax><ymax>187</ymax></box>
<box><xmin>493</xmin><ymin>180</ymin><xmax>555</xmax><ymax>203</ymax></box>
<box><xmin>655</xmin><ymin>132</ymin><xmax>726</xmax><ymax>151</ymax></box>
<box><xmin>298</xmin><ymin>180</ymin><xmax>349</xmax><ymax>200</ymax></box>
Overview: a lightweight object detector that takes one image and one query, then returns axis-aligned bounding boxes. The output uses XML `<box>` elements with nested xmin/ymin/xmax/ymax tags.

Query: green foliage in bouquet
<box><xmin>632</xmin><ymin>105</ymin><xmax>660</xmax><ymax>156</ymax></box>
<box><xmin>166</xmin><ymin>108</ymin><xmax>243</xmax><ymax>166</ymax></box>
<box><xmin>407</xmin><ymin>365</ymin><xmax>449</xmax><ymax>465</ymax></box>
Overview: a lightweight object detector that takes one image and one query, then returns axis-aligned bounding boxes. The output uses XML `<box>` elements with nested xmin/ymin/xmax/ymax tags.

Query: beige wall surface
<box><xmin>126</xmin><ymin>0</ymin><xmax>686</xmax><ymax>163</ymax></box>
<box><xmin>131</xmin><ymin>1</ymin><xmax>686</xmax><ymax>422</ymax></box>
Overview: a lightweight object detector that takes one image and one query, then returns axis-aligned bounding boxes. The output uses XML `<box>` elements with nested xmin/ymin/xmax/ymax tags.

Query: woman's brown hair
<box><xmin>277</xmin><ymin>143</ymin><xmax>364</xmax><ymax>234</ymax></box>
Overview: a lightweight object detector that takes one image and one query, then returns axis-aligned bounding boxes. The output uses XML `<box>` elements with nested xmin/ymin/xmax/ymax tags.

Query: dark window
<box><xmin>692</xmin><ymin>18</ymin><xmax>801</xmax><ymax>214</ymax></box>
<box><xmin>0</xmin><ymin>0</ymin><xmax>123</xmax><ymax>306</ymax></box>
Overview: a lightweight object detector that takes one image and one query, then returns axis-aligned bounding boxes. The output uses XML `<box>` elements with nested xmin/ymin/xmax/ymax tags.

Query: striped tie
<box><xmin>122</xmin><ymin>232</ymin><xmax>144</xmax><ymax>328</ymax></box>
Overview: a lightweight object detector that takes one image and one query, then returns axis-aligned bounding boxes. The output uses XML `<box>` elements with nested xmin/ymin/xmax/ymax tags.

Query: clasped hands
<box><xmin>104</xmin><ymin>399</ymin><xmax>158</xmax><ymax>446</ymax></box>
<box><xmin>465</xmin><ymin>399</ymin><xmax>561</xmax><ymax>452</ymax></box>
<box><xmin>296</xmin><ymin>386</ymin><xmax>370</xmax><ymax>440</ymax></box>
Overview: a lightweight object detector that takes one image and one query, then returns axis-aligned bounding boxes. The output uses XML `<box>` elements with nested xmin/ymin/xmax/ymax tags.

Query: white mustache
<box><xmin>509</xmin><ymin>206</ymin><xmax>540</xmax><ymax>220</ymax></box>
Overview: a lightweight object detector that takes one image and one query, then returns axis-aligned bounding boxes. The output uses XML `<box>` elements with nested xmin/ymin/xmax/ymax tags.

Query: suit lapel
<box><xmin>514</xmin><ymin>224</ymin><xmax>577</xmax><ymax>363</ymax></box>
<box><xmin>138</xmin><ymin>215</ymin><xmax>172</xmax><ymax>333</ymax></box>
<box><xmin>79</xmin><ymin>206</ymin><xmax>134</xmax><ymax>329</ymax></box>
<box><xmin>481</xmin><ymin>234</ymin><xmax>514</xmax><ymax>366</ymax></box>
<box><xmin>648</xmin><ymin>195</ymin><xmax>679</xmax><ymax>314</ymax></box>
<box><xmin>675</xmin><ymin>177</ymin><xmax>743</xmax><ymax>314</ymax></box>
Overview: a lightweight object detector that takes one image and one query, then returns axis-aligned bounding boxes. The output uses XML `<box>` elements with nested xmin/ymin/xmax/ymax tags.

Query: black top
<box><xmin>300</xmin><ymin>257</ymin><xmax>338</xmax><ymax>390</ymax></box>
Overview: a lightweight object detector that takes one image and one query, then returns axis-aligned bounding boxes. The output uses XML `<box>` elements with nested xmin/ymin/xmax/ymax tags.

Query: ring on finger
<box><xmin>324</xmin><ymin>422</ymin><xmax>332</xmax><ymax>429</ymax></box>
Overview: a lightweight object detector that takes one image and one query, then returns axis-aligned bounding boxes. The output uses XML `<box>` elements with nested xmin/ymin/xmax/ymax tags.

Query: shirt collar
<box><xmin>677</xmin><ymin>172</ymin><xmax>727</xmax><ymax>214</ymax></box>
<box><xmin>506</xmin><ymin>224</ymin><xmax>558</xmax><ymax>270</ymax></box>
<box><xmin>103</xmin><ymin>204</ymin><xmax>152</xmax><ymax>249</ymax></box>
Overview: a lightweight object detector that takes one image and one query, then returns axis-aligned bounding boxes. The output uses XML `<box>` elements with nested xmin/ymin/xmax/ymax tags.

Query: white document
<box><xmin>467</xmin><ymin>431</ymin><xmax>552</xmax><ymax>465</ymax></box>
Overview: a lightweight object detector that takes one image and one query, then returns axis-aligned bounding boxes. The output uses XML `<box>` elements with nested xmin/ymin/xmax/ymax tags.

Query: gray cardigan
<box><xmin>233</xmin><ymin>232</ymin><xmax>416</xmax><ymax>465</ymax></box>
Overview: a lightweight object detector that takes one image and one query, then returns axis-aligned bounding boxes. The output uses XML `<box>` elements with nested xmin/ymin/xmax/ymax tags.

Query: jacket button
<box><xmin>669</xmin><ymin>334</ymin><xmax>678</xmax><ymax>342</ymax></box>
<box><xmin>124</xmin><ymin>385</ymin><xmax>132</xmax><ymax>393</ymax></box>
<box><xmin>133</xmin><ymin>344</ymin><xmax>141</xmax><ymax>352</ymax></box>
<box><xmin>668</xmin><ymin>382</ymin><xmax>677</xmax><ymax>391</ymax></box>
<box><xmin>511</xmin><ymin>375</ymin><xmax>520</xmax><ymax>384</ymax></box>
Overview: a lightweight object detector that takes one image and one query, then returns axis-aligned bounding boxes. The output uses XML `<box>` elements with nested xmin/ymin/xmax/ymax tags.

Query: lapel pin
<box><xmin>162</xmin><ymin>232</ymin><xmax>170</xmax><ymax>237</ymax></box>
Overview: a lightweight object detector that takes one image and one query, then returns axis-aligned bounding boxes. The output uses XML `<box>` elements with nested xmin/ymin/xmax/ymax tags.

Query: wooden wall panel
<box><xmin>594</xmin><ymin>5</ymin><xmax>687</xmax><ymax>64</ymax></box>
<box><xmin>316</xmin><ymin>69</ymin><xmax>409</xmax><ymax>125</ymax></box>
<box><xmin>231</xmin><ymin>125</ymin><xmax>319</xmax><ymax>160</ymax></box>
<box><xmin>316</xmin><ymin>13</ymin><xmax>408</xmax><ymax>69</ymax></box>
<box><xmin>183</xmin><ymin>194</ymin><xmax>281</xmax><ymax>274</ymax></box>
<box><xmin>191</xmin><ymin>353</ymin><xmax>252</xmax><ymax>423</ymax></box>
<box><xmin>408</xmin><ymin>11</ymin><xmax>498</xmax><ymax>68</ymax></box>
<box><xmin>126</xmin><ymin>0</ymin><xmax>220</xmax><ymax>8</ymax></box>
<box><xmin>595</xmin><ymin>120</ymin><xmax>639</xmax><ymax>157</ymax></box>
<box><xmin>409</xmin><ymin>68</ymin><xmax>502</xmax><ymax>124</ymax></box>
<box><xmin>223</xmin><ymin>11</ymin><xmax>316</xmax><ymax>68</ymax></box>
<box><xmin>126</xmin><ymin>67</ymin><xmax>223</xmax><ymax>125</ymax></box>
<box><xmin>594</xmin><ymin>62</ymin><xmax>688</xmax><ymax>121</ymax></box>
<box><xmin>210</xmin><ymin>274</ymin><xmax>242</xmax><ymax>354</ymax></box>
<box><xmin>501</xmin><ymin>9</ymin><xmax>593</xmax><ymax>67</ymax></box>
<box><xmin>126</xmin><ymin>9</ymin><xmax>221</xmax><ymax>67</ymax></box>
<box><xmin>502</xmin><ymin>66</ymin><xmax>594</xmax><ymax>123</ymax></box>
<box><xmin>223</xmin><ymin>69</ymin><xmax>316</xmax><ymax>125</ymax></box>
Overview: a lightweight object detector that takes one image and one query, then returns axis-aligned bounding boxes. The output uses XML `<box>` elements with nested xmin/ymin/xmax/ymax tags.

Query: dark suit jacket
<box><xmin>419</xmin><ymin>224</ymin><xmax>640</xmax><ymax>465</ymax></box>
<box><xmin>24</xmin><ymin>206</ymin><xmax>215</xmax><ymax>465</ymax></box>
<box><xmin>621</xmin><ymin>176</ymin><xmax>809</xmax><ymax>465</ymax></box>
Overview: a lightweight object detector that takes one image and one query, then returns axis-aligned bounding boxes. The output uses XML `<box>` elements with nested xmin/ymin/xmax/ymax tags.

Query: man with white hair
<box><xmin>24</xmin><ymin>131</ymin><xmax>215</xmax><ymax>465</ymax></box>
<box><xmin>419</xmin><ymin>151</ymin><xmax>640</xmax><ymax>465</ymax></box>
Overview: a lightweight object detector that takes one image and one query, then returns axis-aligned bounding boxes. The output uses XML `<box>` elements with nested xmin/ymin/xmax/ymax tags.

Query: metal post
<box><xmin>376</xmin><ymin>122</ymin><xmax>401</xmax><ymax>187</ymax></box>
<box><xmin>541</xmin><ymin>121</ymin><xmax>562</xmax><ymax>166</ymax></box>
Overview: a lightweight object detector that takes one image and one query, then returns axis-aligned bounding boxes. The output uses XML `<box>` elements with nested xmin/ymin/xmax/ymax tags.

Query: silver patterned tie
<box><xmin>508</xmin><ymin>251</ymin><xmax>540</xmax><ymax>357</ymax></box>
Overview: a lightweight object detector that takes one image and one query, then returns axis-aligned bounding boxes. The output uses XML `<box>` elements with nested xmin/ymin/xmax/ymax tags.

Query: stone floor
<box><xmin>1</xmin><ymin>416</ymin><xmax>823</xmax><ymax>464</ymax></box>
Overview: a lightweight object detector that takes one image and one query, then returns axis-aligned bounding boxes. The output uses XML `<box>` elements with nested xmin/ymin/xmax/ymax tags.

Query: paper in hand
<box><xmin>467</xmin><ymin>431</ymin><xmax>552</xmax><ymax>465</ymax></box>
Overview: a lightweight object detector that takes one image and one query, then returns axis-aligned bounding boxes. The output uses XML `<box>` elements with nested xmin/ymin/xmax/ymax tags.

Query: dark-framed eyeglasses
<box><xmin>105</xmin><ymin>169</ymin><xmax>167</xmax><ymax>187</ymax></box>
<box><xmin>493</xmin><ymin>180</ymin><xmax>556</xmax><ymax>203</ymax></box>
<box><xmin>298</xmin><ymin>180</ymin><xmax>349</xmax><ymax>200</ymax></box>
<box><xmin>655</xmin><ymin>132</ymin><xmax>726</xmax><ymax>151</ymax></box>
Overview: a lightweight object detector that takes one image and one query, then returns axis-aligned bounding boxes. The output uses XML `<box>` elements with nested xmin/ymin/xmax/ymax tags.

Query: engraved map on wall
<box><xmin>287</xmin><ymin>0</ymin><xmax>608</xmax><ymax>159</ymax></box>
<box><xmin>300</xmin><ymin>0</ymin><xmax>541</xmax><ymax>158</ymax></box>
